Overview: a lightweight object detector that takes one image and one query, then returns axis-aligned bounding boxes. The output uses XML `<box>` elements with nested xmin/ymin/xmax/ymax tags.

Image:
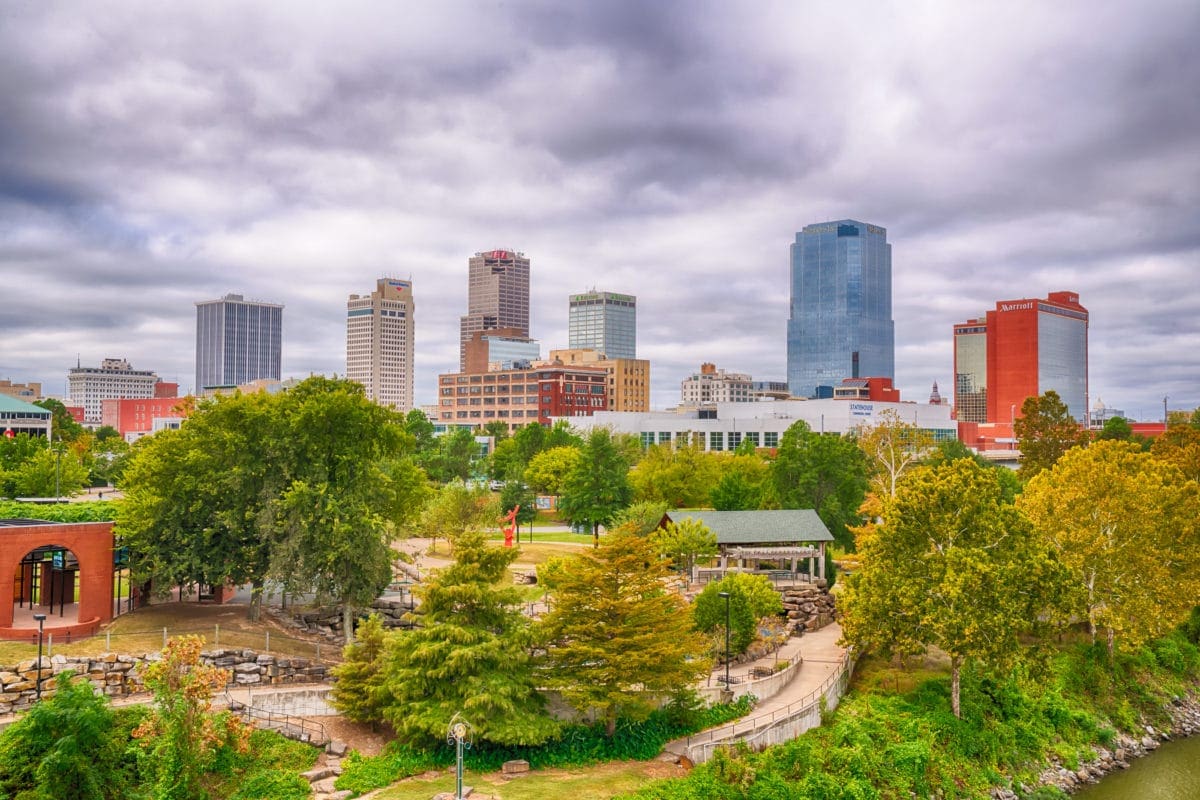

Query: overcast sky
<box><xmin>1</xmin><ymin>1</ymin><xmax>1197</xmax><ymax>419</ymax></box>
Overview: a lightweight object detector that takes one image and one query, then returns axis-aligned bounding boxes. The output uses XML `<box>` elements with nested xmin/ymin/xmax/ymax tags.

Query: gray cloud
<box><xmin>1</xmin><ymin>1</ymin><xmax>1197</xmax><ymax>418</ymax></box>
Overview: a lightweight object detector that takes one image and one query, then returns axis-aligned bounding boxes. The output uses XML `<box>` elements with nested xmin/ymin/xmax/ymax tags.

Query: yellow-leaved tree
<box><xmin>1019</xmin><ymin>439</ymin><xmax>1200</xmax><ymax>654</ymax></box>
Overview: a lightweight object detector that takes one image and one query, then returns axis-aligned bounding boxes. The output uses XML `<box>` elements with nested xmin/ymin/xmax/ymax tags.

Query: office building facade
<box><xmin>568</xmin><ymin>290</ymin><xmax>637</xmax><ymax>359</ymax></box>
<box><xmin>547</xmin><ymin>348</ymin><xmax>650</xmax><ymax>413</ymax></box>
<box><xmin>195</xmin><ymin>294</ymin><xmax>283</xmax><ymax>391</ymax></box>
<box><xmin>787</xmin><ymin>220</ymin><xmax>894</xmax><ymax>398</ymax></box>
<box><xmin>952</xmin><ymin>291</ymin><xmax>1089</xmax><ymax>424</ymax></box>
<box><xmin>463</xmin><ymin>328</ymin><xmax>541</xmax><ymax>373</ymax></box>
<box><xmin>346</xmin><ymin>278</ymin><xmax>415</xmax><ymax>411</ymax></box>
<box><xmin>437</xmin><ymin>364</ymin><xmax>608</xmax><ymax>433</ymax></box>
<box><xmin>681</xmin><ymin>363</ymin><xmax>753</xmax><ymax>405</ymax></box>
<box><xmin>459</xmin><ymin>250</ymin><xmax>530</xmax><ymax>370</ymax></box>
<box><xmin>67</xmin><ymin>358</ymin><xmax>160</xmax><ymax>425</ymax></box>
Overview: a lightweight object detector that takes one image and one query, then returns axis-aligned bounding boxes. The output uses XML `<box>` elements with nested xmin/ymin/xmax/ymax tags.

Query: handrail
<box><xmin>224</xmin><ymin>691</ymin><xmax>329</xmax><ymax>745</ymax></box>
<box><xmin>687</xmin><ymin>651</ymin><xmax>853</xmax><ymax>752</ymax></box>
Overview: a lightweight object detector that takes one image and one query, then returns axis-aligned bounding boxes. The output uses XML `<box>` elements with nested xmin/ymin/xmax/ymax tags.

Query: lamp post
<box><xmin>33</xmin><ymin>613</ymin><xmax>46</xmax><ymax>701</ymax></box>
<box><xmin>718</xmin><ymin>591</ymin><xmax>731</xmax><ymax>688</ymax></box>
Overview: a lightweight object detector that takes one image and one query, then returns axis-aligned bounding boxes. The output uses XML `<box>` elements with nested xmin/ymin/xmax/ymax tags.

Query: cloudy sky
<box><xmin>1</xmin><ymin>1</ymin><xmax>1197</xmax><ymax>418</ymax></box>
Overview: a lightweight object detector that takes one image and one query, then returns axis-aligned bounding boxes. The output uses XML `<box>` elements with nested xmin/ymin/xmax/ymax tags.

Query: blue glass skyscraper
<box><xmin>787</xmin><ymin>220</ymin><xmax>894</xmax><ymax>398</ymax></box>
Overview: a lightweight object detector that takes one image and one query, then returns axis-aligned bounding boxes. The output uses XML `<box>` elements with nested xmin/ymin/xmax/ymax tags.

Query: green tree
<box><xmin>382</xmin><ymin>529</ymin><xmax>557</xmax><ymax>746</ymax></box>
<box><xmin>610</xmin><ymin>500</ymin><xmax>669</xmax><ymax>536</ymax></box>
<box><xmin>1014</xmin><ymin>390</ymin><xmax>1088</xmax><ymax>480</ymax></box>
<box><xmin>411</xmin><ymin>479</ymin><xmax>498</xmax><ymax>554</ymax></box>
<box><xmin>523</xmin><ymin>445</ymin><xmax>582</xmax><ymax>497</ymax></box>
<box><xmin>693</xmin><ymin>573</ymin><xmax>783</xmax><ymax>655</ymax></box>
<box><xmin>0</xmin><ymin>433</ymin><xmax>44</xmax><ymax>497</ymax></box>
<box><xmin>923</xmin><ymin>438</ymin><xmax>1023</xmax><ymax>503</ymax></box>
<box><xmin>558</xmin><ymin>428</ymin><xmax>633</xmax><ymax>546</ymax></box>
<box><xmin>769</xmin><ymin>421</ymin><xmax>867</xmax><ymax>551</ymax></box>
<box><xmin>651</xmin><ymin>518</ymin><xmax>717</xmax><ymax>577</ymax></box>
<box><xmin>134</xmin><ymin>636</ymin><xmax>251</xmax><ymax>800</ymax></box>
<box><xmin>0</xmin><ymin>672</ymin><xmax>142</xmax><ymax>800</ymax></box>
<box><xmin>14</xmin><ymin>444</ymin><xmax>89</xmax><ymax>498</ymax></box>
<box><xmin>629</xmin><ymin>443</ymin><xmax>723</xmax><ymax>508</ymax></box>
<box><xmin>499</xmin><ymin>476</ymin><xmax>537</xmax><ymax>541</ymax></box>
<box><xmin>840</xmin><ymin>460</ymin><xmax>1062</xmax><ymax>717</ymax></box>
<box><xmin>34</xmin><ymin>398</ymin><xmax>85</xmax><ymax>443</ymax></box>
<box><xmin>403</xmin><ymin>409</ymin><xmax>437</xmax><ymax>458</ymax></box>
<box><xmin>1019</xmin><ymin>439</ymin><xmax>1200</xmax><ymax>653</ymax></box>
<box><xmin>330</xmin><ymin>614</ymin><xmax>390</xmax><ymax>726</ymax></box>
<box><xmin>424</xmin><ymin>427</ymin><xmax>478</xmax><ymax>484</ymax></box>
<box><xmin>481</xmin><ymin>420</ymin><xmax>511</xmax><ymax>441</ymax></box>
<box><xmin>540</xmin><ymin>531</ymin><xmax>710</xmax><ymax>735</ymax></box>
<box><xmin>1151</xmin><ymin>423</ymin><xmax>1200</xmax><ymax>483</ymax></box>
<box><xmin>709</xmin><ymin>453</ymin><xmax>769</xmax><ymax>511</ymax></box>
<box><xmin>1097</xmin><ymin>416</ymin><xmax>1133</xmax><ymax>441</ymax></box>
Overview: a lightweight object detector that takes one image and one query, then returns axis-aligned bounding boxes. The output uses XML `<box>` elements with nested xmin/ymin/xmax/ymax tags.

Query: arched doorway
<box><xmin>13</xmin><ymin>544</ymin><xmax>82</xmax><ymax>626</ymax></box>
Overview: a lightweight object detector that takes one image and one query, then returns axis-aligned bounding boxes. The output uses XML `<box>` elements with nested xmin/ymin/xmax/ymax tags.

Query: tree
<box><xmin>424</xmin><ymin>427</ymin><xmax>478</xmax><ymax>484</ymax></box>
<box><xmin>330</xmin><ymin>614</ymin><xmax>391</xmax><ymax>726</ymax></box>
<box><xmin>481</xmin><ymin>420</ymin><xmax>510</xmax><ymax>441</ymax></box>
<box><xmin>411</xmin><ymin>479</ymin><xmax>497</xmax><ymax>554</ymax></box>
<box><xmin>923</xmin><ymin>438</ymin><xmax>1023</xmax><ymax>503</ymax></box>
<box><xmin>499</xmin><ymin>476</ymin><xmax>537</xmax><ymax>540</ymax></box>
<box><xmin>382</xmin><ymin>529</ymin><xmax>557</xmax><ymax>746</ymax></box>
<box><xmin>1151</xmin><ymin>423</ymin><xmax>1200</xmax><ymax>484</ymax></box>
<box><xmin>35</xmin><ymin>398</ymin><xmax>85</xmax><ymax>443</ymax></box>
<box><xmin>693</xmin><ymin>573</ymin><xmax>783</xmax><ymax>655</ymax></box>
<box><xmin>133</xmin><ymin>636</ymin><xmax>251</xmax><ymax>800</ymax></box>
<box><xmin>558</xmin><ymin>428</ymin><xmax>633</xmax><ymax>546</ymax></box>
<box><xmin>1097</xmin><ymin>416</ymin><xmax>1133</xmax><ymax>441</ymax></box>
<box><xmin>652</xmin><ymin>518</ymin><xmax>717</xmax><ymax>577</ymax></box>
<box><xmin>13</xmin><ymin>444</ymin><xmax>88</xmax><ymax>498</ymax></box>
<box><xmin>769</xmin><ymin>421</ymin><xmax>867</xmax><ymax>551</ymax></box>
<box><xmin>1018</xmin><ymin>440</ymin><xmax>1200</xmax><ymax>653</ymax></box>
<box><xmin>628</xmin><ymin>443</ymin><xmax>723</xmax><ymax>508</ymax></box>
<box><xmin>610</xmin><ymin>500</ymin><xmax>669</xmax><ymax>536</ymax></box>
<box><xmin>855</xmin><ymin>409</ymin><xmax>935</xmax><ymax>498</ymax></box>
<box><xmin>523</xmin><ymin>445</ymin><xmax>582</xmax><ymax>497</ymax></box>
<box><xmin>0</xmin><ymin>672</ymin><xmax>141</xmax><ymax>800</ymax></box>
<box><xmin>710</xmin><ymin>453</ymin><xmax>769</xmax><ymax>510</ymax></box>
<box><xmin>840</xmin><ymin>460</ymin><xmax>1062</xmax><ymax>717</ymax></box>
<box><xmin>539</xmin><ymin>531</ymin><xmax>710</xmax><ymax>735</ymax></box>
<box><xmin>1014</xmin><ymin>390</ymin><xmax>1088</xmax><ymax>480</ymax></box>
<box><xmin>403</xmin><ymin>408</ymin><xmax>437</xmax><ymax>456</ymax></box>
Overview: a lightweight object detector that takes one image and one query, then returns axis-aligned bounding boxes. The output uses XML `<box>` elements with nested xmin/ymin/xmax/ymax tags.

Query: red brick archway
<box><xmin>0</xmin><ymin>521</ymin><xmax>114</xmax><ymax>641</ymax></box>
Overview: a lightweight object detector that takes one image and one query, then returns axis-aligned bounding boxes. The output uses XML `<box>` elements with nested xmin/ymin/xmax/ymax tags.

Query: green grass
<box><xmin>374</xmin><ymin>761</ymin><xmax>678</xmax><ymax>800</ymax></box>
<box><xmin>487</xmin><ymin>530</ymin><xmax>596</xmax><ymax>545</ymax></box>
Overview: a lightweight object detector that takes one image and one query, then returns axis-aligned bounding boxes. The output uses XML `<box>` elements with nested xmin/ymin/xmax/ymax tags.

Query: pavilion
<box><xmin>658</xmin><ymin>509</ymin><xmax>833</xmax><ymax>583</ymax></box>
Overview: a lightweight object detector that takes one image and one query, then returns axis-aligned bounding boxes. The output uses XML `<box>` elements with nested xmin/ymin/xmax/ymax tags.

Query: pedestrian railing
<box><xmin>224</xmin><ymin>691</ymin><xmax>329</xmax><ymax>746</ymax></box>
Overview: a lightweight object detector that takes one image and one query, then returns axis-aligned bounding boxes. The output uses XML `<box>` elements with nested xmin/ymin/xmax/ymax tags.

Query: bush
<box><xmin>228</xmin><ymin>770</ymin><xmax>311</xmax><ymax>800</ymax></box>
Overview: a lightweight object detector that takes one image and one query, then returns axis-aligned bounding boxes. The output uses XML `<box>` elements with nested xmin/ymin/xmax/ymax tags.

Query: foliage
<box><xmin>499</xmin><ymin>476</ymin><xmax>537</xmax><ymax>532</ymax></box>
<box><xmin>923</xmin><ymin>439</ymin><xmax>1023</xmax><ymax>502</ymax></box>
<box><xmin>611</xmin><ymin>500</ymin><xmax>670</xmax><ymax>536</ymax></box>
<box><xmin>856</xmin><ymin>409</ymin><xmax>936</xmax><ymax>498</ymax></box>
<box><xmin>35</xmin><ymin>398</ymin><xmax>86</xmax><ymax>442</ymax></box>
<box><xmin>651</xmin><ymin>518</ymin><xmax>718</xmax><ymax>575</ymax></box>
<box><xmin>693</xmin><ymin>574</ymin><xmax>783</xmax><ymax>655</ymax></box>
<box><xmin>422</xmin><ymin>426</ymin><xmax>478</xmax><ymax>483</ymax></box>
<box><xmin>629</xmin><ymin>443</ymin><xmax>723</xmax><ymax>508</ymax></box>
<box><xmin>523</xmin><ymin>445</ymin><xmax>582</xmax><ymax>496</ymax></box>
<box><xmin>1151</xmin><ymin>423</ymin><xmax>1200</xmax><ymax>483</ymax></box>
<box><xmin>539</xmin><ymin>530</ymin><xmax>711</xmax><ymax>735</ymax></box>
<box><xmin>0</xmin><ymin>672</ymin><xmax>143</xmax><ymax>800</ymax></box>
<box><xmin>0</xmin><ymin>500</ymin><xmax>117</xmax><ymax>521</ymax></box>
<box><xmin>841</xmin><ymin>459</ymin><xmax>1064</xmax><ymax>717</ymax></box>
<box><xmin>558</xmin><ymin>427</ymin><xmax>633</xmax><ymax>543</ymax></box>
<box><xmin>330</xmin><ymin>614</ymin><xmax>390</xmax><ymax>725</ymax></box>
<box><xmin>769</xmin><ymin>421</ymin><xmax>867</xmax><ymax>551</ymax></box>
<box><xmin>1014</xmin><ymin>390</ymin><xmax>1089</xmax><ymax>480</ymax></box>
<box><xmin>337</xmin><ymin>696</ymin><xmax>755</xmax><ymax>795</ymax></box>
<box><xmin>381</xmin><ymin>529</ymin><xmax>558</xmax><ymax>747</ymax></box>
<box><xmin>133</xmin><ymin>636</ymin><xmax>253</xmax><ymax>800</ymax></box>
<box><xmin>1019</xmin><ymin>439</ymin><xmax>1200</xmax><ymax>652</ymax></box>
<box><xmin>1097</xmin><ymin>415</ymin><xmax>1134</xmax><ymax>442</ymax></box>
<box><xmin>710</xmin><ymin>453</ymin><xmax>769</xmax><ymax>510</ymax></box>
<box><xmin>12</xmin><ymin>444</ymin><xmax>90</xmax><ymax>498</ymax></box>
<box><xmin>410</xmin><ymin>479</ymin><xmax>497</xmax><ymax>553</ymax></box>
<box><xmin>535</xmin><ymin>554</ymin><xmax>574</xmax><ymax>590</ymax></box>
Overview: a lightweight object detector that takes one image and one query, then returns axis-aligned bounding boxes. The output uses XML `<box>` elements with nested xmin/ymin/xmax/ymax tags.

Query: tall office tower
<box><xmin>953</xmin><ymin>291</ymin><xmax>1089</xmax><ymax>423</ymax></box>
<box><xmin>346</xmin><ymin>278</ymin><xmax>415</xmax><ymax>411</ymax></box>
<box><xmin>568</xmin><ymin>290</ymin><xmax>637</xmax><ymax>359</ymax></box>
<box><xmin>195</xmin><ymin>293</ymin><xmax>283</xmax><ymax>392</ymax></box>
<box><xmin>786</xmin><ymin>220</ymin><xmax>894</xmax><ymax>398</ymax></box>
<box><xmin>67</xmin><ymin>358</ymin><xmax>159</xmax><ymax>425</ymax></box>
<box><xmin>459</xmin><ymin>250</ymin><xmax>530</xmax><ymax>370</ymax></box>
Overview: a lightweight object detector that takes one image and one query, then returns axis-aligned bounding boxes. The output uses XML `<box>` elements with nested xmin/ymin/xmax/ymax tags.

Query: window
<box><xmin>709</xmin><ymin>431</ymin><xmax>724</xmax><ymax>451</ymax></box>
<box><xmin>764</xmin><ymin>431</ymin><xmax>779</xmax><ymax>448</ymax></box>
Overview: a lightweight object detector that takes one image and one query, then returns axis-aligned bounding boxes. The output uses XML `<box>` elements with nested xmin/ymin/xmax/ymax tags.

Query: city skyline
<box><xmin>1</xmin><ymin>3</ymin><xmax>1197</xmax><ymax>418</ymax></box>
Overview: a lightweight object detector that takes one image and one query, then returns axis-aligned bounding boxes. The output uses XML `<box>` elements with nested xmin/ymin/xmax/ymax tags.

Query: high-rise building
<box><xmin>346</xmin><ymin>278</ymin><xmax>415</xmax><ymax>411</ymax></box>
<box><xmin>787</xmin><ymin>220</ymin><xmax>894</xmax><ymax>398</ymax></box>
<box><xmin>436</xmin><ymin>363</ymin><xmax>608</xmax><ymax>433</ymax></box>
<box><xmin>952</xmin><ymin>291</ymin><xmax>1089</xmax><ymax>423</ymax></box>
<box><xmin>568</xmin><ymin>290</ymin><xmax>637</xmax><ymax>359</ymax></box>
<box><xmin>459</xmin><ymin>250</ymin><xmax>530</xmax><ymax>370</ymax></box>
<box><xmin>547</xmin><ymin>348</ymin><xmax>650</xmax><ymax>413</ymax></box>
<box><xmin>195</xmin><ymin>294</ymin><xmax>283</xmax><ymax>391</ymax></box>
<box><xmin>68</xmin><ymin>358</ymin><xmax>159</xmax><ymax>424</ymax></box>
<box><xmin>463</xmin><ymin>328</ymin><xmax>540</xmax><ymax>373</ymax></box>
<box><xmin>681</xmin><ymin>363</ymin><xmax>753</xmax><ymax>405</ymax></box>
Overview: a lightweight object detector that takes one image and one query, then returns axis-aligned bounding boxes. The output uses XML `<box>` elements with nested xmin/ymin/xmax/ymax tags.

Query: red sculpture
<box><xmin>502</xmin><ymin>505</ymin><xmax>519</xmax><ymax>548</ymax></box>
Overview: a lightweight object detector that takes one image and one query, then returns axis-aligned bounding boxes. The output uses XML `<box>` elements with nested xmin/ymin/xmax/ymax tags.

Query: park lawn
<box><xmin>373</xmin><ymin>760</ymin><xmax>686</xmax><ymax>800</ymax></box>
<box><xmin>505</xmin><ymin>542</ymin><xmax>592</xmax><ymax>566</ymax></box>
<box><xmin>487</xmin><ymin>530</ymin><xmax>595</xmax><ymax>546</ymax></box>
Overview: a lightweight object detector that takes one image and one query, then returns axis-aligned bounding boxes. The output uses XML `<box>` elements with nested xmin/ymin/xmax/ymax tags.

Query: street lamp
<box><xmin>33</xmin><ymin>613</ymin><xmax>46</xmax><ymax>701</ymax></box>
<box><xmin>718</xmin><ymin>591</ymin><xmax>731</xmax><ymax>688</ymax></box>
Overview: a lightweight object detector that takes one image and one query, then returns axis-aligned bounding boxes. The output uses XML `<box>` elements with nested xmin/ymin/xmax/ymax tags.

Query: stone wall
<box><xmin>272</xmin><ymin>596</ymin><xmax>415</xmax><ymax>640</ymax></box>
<box><xmin>0</xmin><ymin>649</ymin><xmax>329</xmax><ymax>715</ymax></box>
<box><xmin>780</xmin><ymin>582</ymin><xmax>837</xmax><ymax>634</ymax></box>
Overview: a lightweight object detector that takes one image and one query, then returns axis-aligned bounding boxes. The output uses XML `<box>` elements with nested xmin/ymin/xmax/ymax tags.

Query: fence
<box><xmin>684</xmin><ymin>651</ymin><xmax>855</xmax><ymax>763</ymax></box>
<box><xmin>224</xmin><ymin>691</ymin><xmax>329</xmax><ymax>746</ymax></box>
<box><xmin>39</xmin><ymin>624</ymin><xmax>339</xmax><ymax>664</ymax></box>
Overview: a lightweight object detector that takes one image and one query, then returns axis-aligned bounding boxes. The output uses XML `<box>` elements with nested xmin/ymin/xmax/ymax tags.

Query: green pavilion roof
<box><xmin>660</xmin><ymin>509</ymin><xmax>833</xmax><ymax>545</ymax></box>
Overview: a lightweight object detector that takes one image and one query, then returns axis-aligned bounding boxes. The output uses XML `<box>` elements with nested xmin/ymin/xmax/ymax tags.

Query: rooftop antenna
<box><xmin>1164</xmin><ymin>396</ymin><xmax>1169</xmax><ymax>426</ymax></box>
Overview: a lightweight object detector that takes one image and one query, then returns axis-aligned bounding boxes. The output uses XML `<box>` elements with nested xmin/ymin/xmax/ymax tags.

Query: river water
<box><xmin>1071</xmin><ymin>735</ymin><xmax>1200</xmax><ymax>800</ymax></box>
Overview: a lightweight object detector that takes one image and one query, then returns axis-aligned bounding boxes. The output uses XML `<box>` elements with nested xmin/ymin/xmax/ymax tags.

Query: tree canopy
<box><xmin>769</xmin><ymin>421</ymin><xmax>867</xmax><ymax>550</ymax></box>
<box><xmin>1014</xmin><ymin>390</ymin><xmax>1088</xmax><ymax>480</ymax></box>
<box><xmin>558</xmin><ymin>428</ymin><xmax>632</xmax><ymax>544</ymax></box>
<box><xmin>856</xmin><ymin>409</ymin><xmax>935</xmax><ymax>499</ymax></box>
<box><xmin>628</xmin><ymin>443</ymin><xmax>723</xmax><ymax>508</ymax></box>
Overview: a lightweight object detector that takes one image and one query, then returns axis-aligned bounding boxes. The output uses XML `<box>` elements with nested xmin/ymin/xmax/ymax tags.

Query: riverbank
<box><xmin>999</xmin><ymin>688</ymin><xmax>1200</xmax><ymax>798</ymax></box>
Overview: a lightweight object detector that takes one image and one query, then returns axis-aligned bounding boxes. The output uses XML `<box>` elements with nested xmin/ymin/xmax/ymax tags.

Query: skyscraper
<box><xmin>568</xmin><ymin>290</ymin><xmax>637</xmax><ymax>360</ymax></box>
<box><xmin>786</xmin><ymin>220</ymin><xmax>894</xmax><ymax>398</ymax></box>
<box><xmin>346</xmin><ymin>278</ymin><xmax>415</xmax><ymax>411</ymax></box>
<box><xmin>953</xmin><ymin>291</ymin><xmax>1088</xmax><ymax>423</ymax></box>
<box><xmin>459</xmin><ymin>250</ymin><xmax>530</xmax><ymax>370</ymax></box>
<box><xmin>195</xmin><ymin>294</ymin><xmax>283</xmax><ymax>391</ymax></box>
